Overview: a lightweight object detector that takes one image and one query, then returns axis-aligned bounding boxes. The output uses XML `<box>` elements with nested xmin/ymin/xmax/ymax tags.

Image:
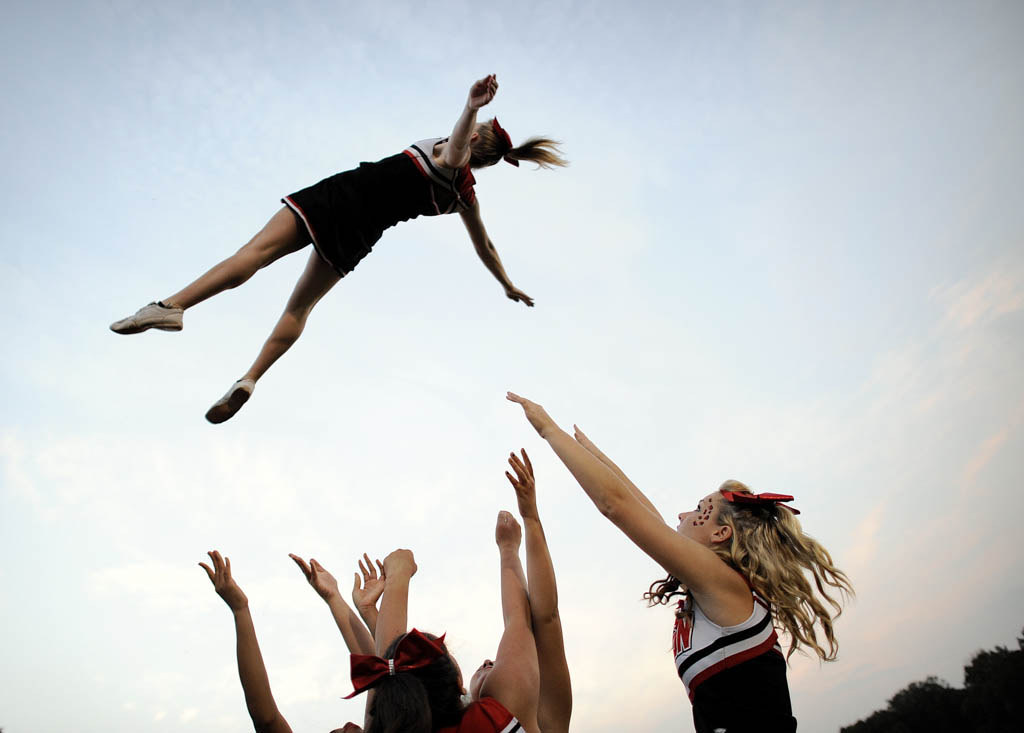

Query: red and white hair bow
<box><xmin>491</xmin><ymin>118</ymin><xmax>519</xmax><ymax>167</ymax></box>
<box><xmin>719</xmin><ymin>490</ymin><xmax>801</xmax><ymax>515</ymax></box>
<box><xmin>344</xmin><ymin>629</ymin><xmax>447</xmax><ymax>698</ymax></box>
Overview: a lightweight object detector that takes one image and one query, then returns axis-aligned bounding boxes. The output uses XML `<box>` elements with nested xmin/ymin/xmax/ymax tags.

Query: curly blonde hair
<box><xmin>469</xmin><ymin>118</ymin><xmax>568</xmax><ymax>169</ymax></box>
<box><xmin>645</xmin><ymin>480</ymin><xmax>853</xmax><ymax>661</ymax></box>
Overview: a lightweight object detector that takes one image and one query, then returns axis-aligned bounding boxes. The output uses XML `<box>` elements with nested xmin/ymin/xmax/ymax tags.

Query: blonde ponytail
<box><xmin>469</xmin><ymin>118</ymin><xmax>568</xmax><ymax>169</ymax></box>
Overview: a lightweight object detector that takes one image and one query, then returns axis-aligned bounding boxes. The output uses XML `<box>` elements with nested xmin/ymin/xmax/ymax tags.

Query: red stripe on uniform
<box><xmin>686</xmin><ymin>634</ymin><xmax>780</xmax><ymax>701</ymax></box>
<box><xmin>403</xmin><ymin>149</ymin><xmax>431</xmax><ymax>179</ymax></box>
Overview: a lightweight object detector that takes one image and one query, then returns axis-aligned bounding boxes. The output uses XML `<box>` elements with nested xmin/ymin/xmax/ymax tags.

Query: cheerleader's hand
<box><xmin>504</xmin><ymin>284</ymin><xmax>534</xmax><ymax>307</ymax></box>
<box><xmin>352</xmin><ymin>553</ymin><xmax>386</xmax><ymax>612</ymax></box>
<box><xmin>468</xmin><ymin>74</ymin><xmax>499</xmax><ymax>110</ymax></box>
<box><xmin>382</xmin><ymin>548</ymin><xmax>417</xmax><ymax>581</ymax></box>
<box><xmin>289</xmin><ymin>553</ymin><xmax>341</xmax><ymax>603</ymax></box>
<box><xmin>199</xmin><ymin>550</ymin><xmax>248</xmax><ymax>612</ymax></box>
<box><xmin>505</xmin><ymin>449</ymin><xmax>539</xmax><ymax>520</ymax></box>
<box><xmin>506</xmin><ymin>392</ymin><xmax>557</xmax><ymax>438</ymax></box>
<box><xmin>495</xmin><ymin>510</ymin><xmax>522</xmax><ymax>550</ymax></box>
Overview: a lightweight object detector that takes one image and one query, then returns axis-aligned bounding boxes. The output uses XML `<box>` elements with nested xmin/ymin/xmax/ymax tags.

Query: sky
<box><xmin>1</xmin><ymin>0</ymin><xmax>1023</xmax><ymax>730</ymax></box>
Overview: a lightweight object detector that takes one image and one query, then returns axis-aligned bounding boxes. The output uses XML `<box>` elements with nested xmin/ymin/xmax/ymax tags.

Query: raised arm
<box><xmin>572</xmin><ymin>425</ymin><xmax>663</xmax><ymax>521</ymax></box>
<box><xmin>200</xmin><ymin>550</ymin><xmax>292</xmax><ymax>733</ymax></box>
<box><xmin>459</xmin><ymin>199</ymin><xmax>534</xmax><ymax>306</ymax></box>
<box><xmin>289</xmin><ymin>554</ymin><xmax>374</xmax><ymax>655</ymax></box>
<box><xmin>506</xmin><ymin>450</ymin><xmax>572</xmax><ymax>733</ymax></box>
<box><xmin>351</xmin><ymin>553</ymin><xmax>386</xmax><ymax>638</ymax></box>
<box><xmin>480</xmin><ymin>511</ymin><xmax>540</xmax><ymax>731</ymax></box>
<box><xmin>375</xmin><ymin>549</ymin><xmax>417</xmax><ymax>656</ymax></box>
<box><xmin>440</xmin><ymin>74</ymin><xmax>498</xmax><ymax>169</ymax></box>
<box><xmin>506</xmin><ymin>393</ymin><xmax>745</xmax><ymax>607</ymax></box>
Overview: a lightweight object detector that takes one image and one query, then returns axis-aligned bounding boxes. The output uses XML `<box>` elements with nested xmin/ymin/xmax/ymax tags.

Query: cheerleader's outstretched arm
<box><xmin>483</xmin><ymin>511</ymin><xmax>541</xmax><ymax>732</ymax></box>
<box><xmin>200</xmin><ymin>551</ymin><xmax>293</xmax><ymax>733</ymax></box>
<box><xmin>289</xmin><ymin>554</ymin><xmax>375</xmax><ymax>655</ymax></box>
<box><xmin>506</xmin><ymin>393</ymin><xmax>748</xmax><ymax>610</ymax></box>
<box><xmin>351</xmin><ymin>553</ymin><xmax>386</xmax><ymax>638</ymax></box>
<box><xmin>375</xmin><ymin>549</ymin><xmax>416</xmax><ymax>655</ymax></box>
<box><xmin>571</xmin><ymin>425</ymin><xmax>663</xmax><ymax>521</ymax></box>
<box><xmin>441</xmin><ymin>74</ymin><xmax>498</xmax><ymax>169</ymax></box>
<box><xmin>505</xmin><ymin>450</ymin><xmax>572</xmax><ymax>733</ymax></box>
<box><xmin>459</xmin><ymin>200</ymin><xmax>534</xmax><ymax>306</ymax></box>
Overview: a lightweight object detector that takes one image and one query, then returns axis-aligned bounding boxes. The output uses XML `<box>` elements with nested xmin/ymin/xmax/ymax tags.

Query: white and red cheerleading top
<box><xmin>402</xmin><ymin>138</ymin><xmax>477</xmax><ymax>213</ymax></box>
<box><xmin>673</xmin><ymin>587</ymin><xmax>796</xmax><ymax>732</ymax></box>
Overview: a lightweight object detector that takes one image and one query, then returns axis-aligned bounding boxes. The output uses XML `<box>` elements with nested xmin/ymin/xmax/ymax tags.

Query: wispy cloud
<box><xmin>934</xmin><ymin>262</ymin><xmax>1024</xmax><ymax>330</ymax></box>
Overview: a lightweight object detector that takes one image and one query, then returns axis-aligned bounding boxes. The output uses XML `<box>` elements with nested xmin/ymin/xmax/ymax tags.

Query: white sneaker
<box><xmin>205</xmin><ymin>379</ymin><xmax>256</xmax><ymax>424</ymax></box>
<box><xmin>110</xmin><ymin>302</ymin><xmax>183</xmax><ymax>334</ymax></box>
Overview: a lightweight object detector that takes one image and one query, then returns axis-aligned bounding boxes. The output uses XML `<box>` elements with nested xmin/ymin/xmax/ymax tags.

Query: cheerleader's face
<box><xmin>677</xmin><ymin>493</ymin><xmax>729</xmax><ymax>546</ymax></box>
<box><xmin>469</xmin><ymin>658</ymin><xmax>494</xmax><ymax>700</ymax></box>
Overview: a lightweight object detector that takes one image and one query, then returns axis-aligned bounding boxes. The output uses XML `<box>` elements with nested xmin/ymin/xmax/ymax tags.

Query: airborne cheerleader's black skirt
<box><xmin>282</xmin><ymin>151</ymin><xmax>437</xmax><ymax>276</ymax></box>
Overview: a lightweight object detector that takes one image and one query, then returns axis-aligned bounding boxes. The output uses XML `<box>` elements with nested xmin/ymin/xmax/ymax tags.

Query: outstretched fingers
<box><xmin>359</xmin><ymin>553</ymin><xmax>380</xmax><ymax>583</ymax></box>
<box><xmin>289</xmin><ymin>553</ymin><xmax>313</xmax><ymax>582</ymax></box>
<box><xmin>509</xmin><ymin>449</ymin><xmax>534</xmax><ymax>483</ymax></box>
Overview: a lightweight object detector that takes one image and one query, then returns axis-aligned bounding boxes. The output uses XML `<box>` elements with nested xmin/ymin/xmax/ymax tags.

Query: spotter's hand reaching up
<box><xmin>505</xmin><ymin>448</ymin><xmax>539</xmax><ymax>520</ymax></box>
<box><xmin>289</xmin><ymin>553</ymin><xmax>340</xmax><ymax>603</ymax></box>
<box><xmin>506</xmin><ymin>392</ymin><xmax>557</xmax><ymax>437</ymax></box>
<box><xmin>495</xmin><ymin>509</ymin><xmax>523</xmax><ymax>550</ymax></box>
<box><xmin>200</xmin><ymin>550</ymin><xmax>248</xmax><ymax>612</ymax></box>
<box><xmin>352</xmin><ymin>553</ymin><xmax>386</xmax><ymax>612</ymax></box>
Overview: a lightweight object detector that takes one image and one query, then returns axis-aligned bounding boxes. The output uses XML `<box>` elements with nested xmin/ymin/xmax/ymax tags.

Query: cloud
<box><xmin>934</xmin><ymin>262</ymin><xmax>1024</xmax><ymax>330</ymax></box>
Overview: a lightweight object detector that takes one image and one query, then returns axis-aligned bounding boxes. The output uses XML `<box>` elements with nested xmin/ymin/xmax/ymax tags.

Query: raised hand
<box><xmin>495</xmin><ymin>509</ymin><xmax>523</xmax><ymax>550</ymax></box>
<box><xmin>382</xmin><ymin>548</ymin><xmax>417</xmax><ymax>581</ymax></box>
<box><xmin>352</xmin><ymin>553</ymin><xmax>386</xmax><ymax>611</ymax></box>
<box><xmin>504</xmin><ymin>285</ymin><xmax>535</xmax><ymax>307</ymax></box>
<box><xmin>506</xmin><ymin>392</ymin><xmax>557</xmax><ymax>437</ymax></box>
<box><xmin>468</xmin><ymin>74</ymin><xmax>499</xmax><ymax>110</ymax></box>
<box><xmin>289</xmin><ymin>553</ymin><xmax>341</xmax><ymax>602</ymax></box>
<box><xmin>506</xmin><ymin>449</ymin><xmax>539</xmax><ymax>520</ymax></box>
<box><xmin>200</xmin><ymin>550</ymin><xmax>248</xmax><ymax>612</ymax></box>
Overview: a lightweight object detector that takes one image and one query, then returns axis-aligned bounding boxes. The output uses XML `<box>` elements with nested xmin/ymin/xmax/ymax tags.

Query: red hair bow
<box><xmin>491</xmin><ymin>117</ymin><xmax>519</xmax><ymax>167</ymax></box>
<box><xmin>344</xmin><ymin>629</ymin><xmax>447</xmax><ymax>698</ymax></box>
<box><xmin>719</xmin><ymin>490</ymin><xmax>801</xmax><ymax>515</ymax></box>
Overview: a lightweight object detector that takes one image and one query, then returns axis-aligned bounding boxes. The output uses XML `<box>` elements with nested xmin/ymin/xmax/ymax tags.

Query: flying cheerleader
<box><xmin>111</xmin><ymin>75</ymin><xmax>565</xmax><ymax>423</ymax></box>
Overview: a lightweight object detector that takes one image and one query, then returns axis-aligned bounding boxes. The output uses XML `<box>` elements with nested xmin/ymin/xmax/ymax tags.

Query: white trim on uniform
<box><xmin>673</xmin><ymin>591</ymin><xmax>782</xmax><ymax>700</ymax></box>
<box><xmin>403</xmin><ymin>137</ymin><xmax>464</xmax><ymax>214</ymax></box>
<box><xmin>282</xmin><ymin>196</ymin><xmax>347</xmax><ymax>276</ymax></box>
<box><xmin>497</xmin><ymin>718</ymin><xmax>522</xmax><ymax>733</ymax></box>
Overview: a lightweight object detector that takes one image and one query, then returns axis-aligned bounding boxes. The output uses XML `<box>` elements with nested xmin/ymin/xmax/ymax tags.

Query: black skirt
<box><xmin>283</xmin><ymin>152</ymin><xmax>438</xmax><ymax>275</ymax></box>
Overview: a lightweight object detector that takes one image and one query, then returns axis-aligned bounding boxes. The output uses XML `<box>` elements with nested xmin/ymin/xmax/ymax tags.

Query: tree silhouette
<box><xmin>841</xmin><ymin>629</ymin><xmax>1024</xmax><ymax>732</ymax></box>
<box><xmin>960</xmin><ymin>631</ymin><xmax>1024</xmax><ymax>731</ymax></box>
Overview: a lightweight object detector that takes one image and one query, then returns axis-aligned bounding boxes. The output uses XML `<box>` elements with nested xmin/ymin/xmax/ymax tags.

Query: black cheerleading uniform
<box><xmin>672</xmin><ymin>589</ymin><xmax>797</xmax><ymax>732</ymax></box>
<box><xmin>282</xmin><ymin>138</ymin><xmax>476</xmax><ymax>275</ymax></box>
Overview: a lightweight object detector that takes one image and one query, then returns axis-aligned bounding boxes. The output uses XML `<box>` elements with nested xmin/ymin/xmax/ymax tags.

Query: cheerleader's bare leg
<box><xmin>205</xmin><ymin>249</ymin><xmax>340</xmax><ymax>423</ymax></box>
<box><xmin>165</xmin><ymin>206</ymin><xmax>309</xmax><ymax>309</ymax></box>
<box><xmin>110</xmin><ymin>207</ymin><xmax>309</xmax><ymax>334</ymax></box>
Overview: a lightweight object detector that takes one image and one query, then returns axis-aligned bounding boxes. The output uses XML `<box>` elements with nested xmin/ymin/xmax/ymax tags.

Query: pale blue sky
<box><xmin>2</xmin><ymin>1</ymin><xmax>1023</xmax><ymax>731</ymax></box>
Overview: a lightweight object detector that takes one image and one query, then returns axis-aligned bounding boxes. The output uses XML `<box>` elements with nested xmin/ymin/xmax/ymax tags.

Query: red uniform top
<box><xmin>438</xmin><ymin>697</ymin><xmax>521</xmax><ymax>733</ymax></box>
